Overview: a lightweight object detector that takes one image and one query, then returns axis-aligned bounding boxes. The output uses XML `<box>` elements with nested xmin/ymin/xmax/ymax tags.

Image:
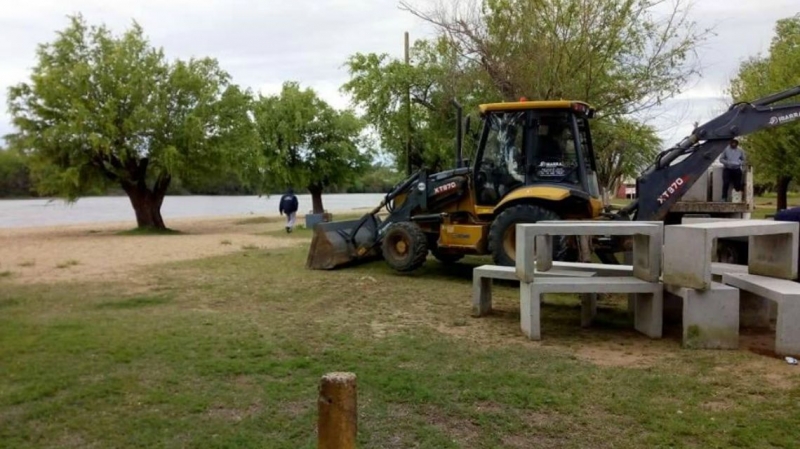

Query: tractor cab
<box><xmin>471</xmin><ymin>100</ymin><xmax>602</xmax><ymax>215</ymax></box>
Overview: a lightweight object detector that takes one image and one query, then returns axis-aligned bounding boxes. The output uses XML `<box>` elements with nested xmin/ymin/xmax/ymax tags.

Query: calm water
<box><xmin>0</xmin><ymin>193</ymin><xmax>387</xmax><ymax>229</ymax></box>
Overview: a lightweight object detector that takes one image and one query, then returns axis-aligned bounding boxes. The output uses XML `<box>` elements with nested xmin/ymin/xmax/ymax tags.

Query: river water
<box><xmin>0</xmin><ymin>193</ymin><xmax>387</xmax><ymax>229</ymax></box>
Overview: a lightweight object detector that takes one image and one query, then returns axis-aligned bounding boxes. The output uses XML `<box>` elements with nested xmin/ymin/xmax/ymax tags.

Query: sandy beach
<box><xmin>0</xmin><ymin>214</ymin><xmax>309</xmax><ymax>285</ymax></box>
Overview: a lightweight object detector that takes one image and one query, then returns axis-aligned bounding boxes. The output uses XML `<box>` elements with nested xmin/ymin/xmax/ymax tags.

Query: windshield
<box><xmin>530</xmin><ymin>114</ymin><xmax>580</xmax><ymax>184</ymax></box>
<box><xmin>483</xmin><ymin>111</ymin><xmax>526</xmax><ymax>182</ymax></box>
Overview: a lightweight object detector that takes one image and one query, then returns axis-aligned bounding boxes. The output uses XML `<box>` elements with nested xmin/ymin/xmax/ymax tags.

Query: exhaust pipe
<box><xmin>451</xmin><ymin>98</ymin><xmax>463</xmax><ymax>168</ymax></box>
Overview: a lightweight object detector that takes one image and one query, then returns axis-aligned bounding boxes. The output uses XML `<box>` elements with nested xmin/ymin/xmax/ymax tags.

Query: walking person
<box><xmin>720</xmin><ymin>138</ymin><xmax>746</xmax><ymax>202</ymax></box>
<box><xmin>278</xmin><ymin>188</ymin><xmax>299</xmax><ymax>233</ymax></box>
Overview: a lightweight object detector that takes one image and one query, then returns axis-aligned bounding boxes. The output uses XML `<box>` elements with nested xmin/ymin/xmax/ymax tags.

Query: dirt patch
<box><xmin>205</xmin><ymin>402</ymin><xmax>263</xmax><ymax>422</ymax></box>
<box><xmin>421</xmin><ymin>405</ymin><xmax>482</xmax><ymax>446</ymax></box>
<box><xmin>572</xmin><ymin>344</ymin><xmax>665</xmax><ymax>368</ymax></box>
<box><xmin>700</xmin><ymin>399</ymin><xmax>738</xmax><ymax>412</ymax></box>
<box><xmin>0</xmin><ymin>216</ymin><xmax>303</xmax><ymax>284</ymax></box>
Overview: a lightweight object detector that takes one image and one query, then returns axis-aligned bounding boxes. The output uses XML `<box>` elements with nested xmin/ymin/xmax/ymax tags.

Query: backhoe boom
<box><xmin>620</xmin><ymin>85</ymin><xmax>800</xmax><ymax>221</ymax></box>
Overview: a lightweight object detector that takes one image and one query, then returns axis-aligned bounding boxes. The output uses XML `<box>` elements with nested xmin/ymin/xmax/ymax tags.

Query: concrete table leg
<box><xmin>520</xmin><ymin>282</ymin><xmax>541</xmax><ymax>340</ymax></box>
<box><xmin>581</xmin><ymin>293</ymin><xmax>597</xmax><ymax>328</ymax></box>
<box><xmin>776</xmin><ymin>300</ymin><xmax>800</xmax><ymax>357</ymax></box>
<box><xmin>634</xmin><ymin>291</ymin><xmax>663</xmax><ymax>338</ymax></box>
<box><xmin>472</xmin><ymin>276</ymin><xmax>492</xmax><ymax>317</ymax></box>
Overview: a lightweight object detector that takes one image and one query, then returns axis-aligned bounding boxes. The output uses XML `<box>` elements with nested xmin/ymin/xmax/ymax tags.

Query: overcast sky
<box><xmin>0</xmin><ymin>0</ymin><xmax>797</xmax><ymax>152</ymax></box>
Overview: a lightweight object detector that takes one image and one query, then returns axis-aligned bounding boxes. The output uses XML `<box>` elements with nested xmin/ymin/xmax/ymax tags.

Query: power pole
<box><xmin>405</xmin><ymin>31</ymin><xmax>412</xmax><ymax>176</ymax></box>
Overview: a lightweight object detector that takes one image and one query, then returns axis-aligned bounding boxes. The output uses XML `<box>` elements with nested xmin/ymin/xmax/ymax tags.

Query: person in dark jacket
<box><xmin>278</xmin><ymin>188</ymin><xmax>299</xmax><ymax>233</ymax></box>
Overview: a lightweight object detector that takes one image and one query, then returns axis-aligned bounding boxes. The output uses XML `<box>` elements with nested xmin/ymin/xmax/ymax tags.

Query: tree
<box><xmin>729</xmin><ymin>14</ymin><xmax>800</xmax><ymax>211</ymax></box>
<box><xmin>6</xmin><ymin>15</ymin><xmax>260</xmax><ymax>229</ymax></box>
<box><xmin>0</xmin><ymin>147</ymin><xmax>33</xmax><ymax>198</ymax></box>
<box><xmin>591</xmin><ymin>117</ymin><xmax>662</xmax><ymax>201</ymax></box>
<box><xmin>254</xmin><ymin>82</ymin><xmax>370</xmax><ymax>214</ymax></box>
<box><xmin>342</xmin><ymin>38</ymin><xmax>480</xmax><ymax>174</ymax></box>
<box><xmin>344</xmin><ymin>0</ymin><xmax>708</xmax><ymax>196</ymax></box>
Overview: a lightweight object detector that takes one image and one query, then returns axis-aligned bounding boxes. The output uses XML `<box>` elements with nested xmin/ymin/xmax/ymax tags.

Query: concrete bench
<box><xmin>472</xmin><ymin>265</ymin><xmax>596</xmax><ymax>318</ymax></box>
<box><xmin>663</xmin><ymin>220</ymin><xmax>799</xmax><ymax>290</ymax></box>
<box><xmin>520</xmin><ymin>277</ymin><xmax>663</xmax><ymax>340</ymax></box>
<box><xmin>552</xmin><ymin>261</ymin><xmax>634</xmax><ymax>277</ymax></box>
<box><xmin>711</xmin><ymin>262</ymin><xmax>748</xmax><ymax>282</ymax></box>
<box><xmin>722</xmin><ymin>272</ymin><xmax>800</xmax><ymax>357</ymax></box>
<box><xmin>516</xmin><ymin>221</ymin><xmax>663</xmax><ymax>283</ymax></box>
<box><xmin>664</xmin><ymin>282</ymin><xmax>740</xmax><ymax>349</ymax></box>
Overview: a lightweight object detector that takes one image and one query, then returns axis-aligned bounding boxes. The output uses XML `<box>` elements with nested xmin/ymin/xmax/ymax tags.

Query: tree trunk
<box><xmin>777</xmin><ymin>175</ymin><xmax>792</xmax><ymax>212</ymax></box>
<box><xmin>309</xmin><ymin>184</ymin><xmax>325</xmax><ymax>214</ymax></box>
<box><xmin>123</xmin><ymin>181</ymin><xmax>169</xmax><ymax>229</ymax></box>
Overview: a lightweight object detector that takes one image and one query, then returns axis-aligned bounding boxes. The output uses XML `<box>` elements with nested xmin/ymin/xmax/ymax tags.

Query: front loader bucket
<box><xmin>306</xmin><ymin>214</ymin><xmax>383</xmax><ymax>270</ymax></box>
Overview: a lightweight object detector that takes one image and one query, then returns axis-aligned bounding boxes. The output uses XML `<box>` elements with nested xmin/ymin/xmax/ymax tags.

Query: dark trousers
<box><xmin>722</xmin><ymin>167</ymin><xmax>743</xmax><ymax>200</ymax></box>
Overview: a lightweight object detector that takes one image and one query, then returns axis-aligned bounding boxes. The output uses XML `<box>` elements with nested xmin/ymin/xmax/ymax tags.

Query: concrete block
<box><xmin>711</xmin><ymin>165</ymin><xmax>724</xmax><ymax>201</ymax></box>
<box><xmin>472</xmin><ymin>265</ymin><xmax>595</xmax><ymax>317</ymax></box>
<box><xmin>519</xmin><ymin>277</ymin><xmax>662</xmax><ymax>340</ymax></box>
<box><xmin>551</xmin><ymin>261</ymin><xmax>634</xmax><ymax>277</ymax></box>
<box><xmin>515</xmin><ymin>231</ymin><xmax>536</xmax><ymax>282</ymax></box>
<box><xmin>722</xmin><ymin>272</ymin><xmax>800</xmax><ymax>357</ymax></box>
<box><xmin>663</xmin><ymin>220</ymin><xmax>799</xmax><ymax>290</ymax></box>
<box><xmin>665</xmin><ymin>283</ymin><xmax>740</xmax><ymax>349</ymax></box>
<box><xmin>683</xmin><ymin>170</ymin><xmax>709</xmax><ymax>202</ymax></box>
<box><xmin>711</xmin><ymin>262</ymin><xmax>748</xmax><ymax>283</ymax></box>
<box><xmin>517</xmin><ymin>221</ymin><xmax>663</xmax><ymax>283</ymax></box>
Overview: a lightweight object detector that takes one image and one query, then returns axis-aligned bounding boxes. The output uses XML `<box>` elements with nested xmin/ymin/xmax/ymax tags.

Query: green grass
<box><xmin>0</xmin><ymin>271</ymin><xmax>12</xmax><ymax>279</ymax></box>
<box><xmin>17</xmin><ymin>261</ymin><xmax>35</xmax><ymax>267</ymax></box>
<box><xmin>1</xmin><ymin>234</ymin><xmax>799</xmax><ymax>448</ymax></box>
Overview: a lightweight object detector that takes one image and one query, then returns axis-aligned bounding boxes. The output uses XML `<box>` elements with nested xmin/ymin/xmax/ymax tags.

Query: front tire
<box><xmin>381</xmin><ymin>222</ymin><xmax>429</xmax><ymax>272</ymax></box>
<box><xmin>488</xmin><ymin>204</ymin><xmax>570</xmax><ymax>266</ymax></box>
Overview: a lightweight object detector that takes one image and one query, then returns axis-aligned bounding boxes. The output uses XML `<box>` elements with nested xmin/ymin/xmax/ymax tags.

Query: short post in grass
<box><xmin>318</xmin><ymin>372</ymin><xmax>357</xmax><ymax>449</ymax></box>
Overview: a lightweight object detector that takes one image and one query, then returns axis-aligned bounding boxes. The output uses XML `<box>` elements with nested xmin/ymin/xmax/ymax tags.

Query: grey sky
<box><xmin>0</xmin><ymin>0</ymin><xmax>797</xmax><ymax>153</ymax></box>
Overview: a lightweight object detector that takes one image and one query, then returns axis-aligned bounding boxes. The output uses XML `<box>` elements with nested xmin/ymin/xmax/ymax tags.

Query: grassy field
<box><xmin>2</xmin><ymin>217</ymin><xmax>800</xmax><ymax>448</ymax></box>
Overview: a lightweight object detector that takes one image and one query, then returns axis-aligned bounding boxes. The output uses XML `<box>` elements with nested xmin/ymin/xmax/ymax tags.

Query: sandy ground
<box><xmin>0</xmin><ymin>214</ymin><xmax>306</xmax><ymax>284</ymax></box>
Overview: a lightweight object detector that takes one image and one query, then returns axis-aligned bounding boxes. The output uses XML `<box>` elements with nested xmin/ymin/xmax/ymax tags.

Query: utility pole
<box><xmin>405</xmin><ymin>31</ymin><xmax>412</xmax><ymax>176</ymax></box>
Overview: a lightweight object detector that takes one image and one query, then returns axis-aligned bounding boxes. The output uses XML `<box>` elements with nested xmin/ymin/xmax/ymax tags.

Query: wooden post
<box><xmin>318</xmin><ymin>372</ymin><xmax>357</xmax><ymax>449</ymax></box>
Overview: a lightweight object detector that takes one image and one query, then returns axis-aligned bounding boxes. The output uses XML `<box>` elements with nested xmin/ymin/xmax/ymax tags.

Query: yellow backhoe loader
<box><xmin>306</xmin><ymin>86</ymin><xmax>800</xmax><ymax>272</ymax></box>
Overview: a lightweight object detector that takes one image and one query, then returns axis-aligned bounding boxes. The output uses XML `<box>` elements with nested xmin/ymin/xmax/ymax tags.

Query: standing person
<box><xmin>278</xmin><ymin>188</ymin><xmax>299</xmax><ymax>233</ymax></box>
<box><xmin>720</xmin><ymin>138</ymin><xmax>746</xmax><ymax>202</ymax></box>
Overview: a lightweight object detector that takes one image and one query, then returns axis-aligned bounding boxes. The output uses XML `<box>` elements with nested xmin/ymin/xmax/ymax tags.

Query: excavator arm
<box><xmin>619</xmin><ymin>85</ymin><xmax>800</xmax><ymax>221</ymax></box>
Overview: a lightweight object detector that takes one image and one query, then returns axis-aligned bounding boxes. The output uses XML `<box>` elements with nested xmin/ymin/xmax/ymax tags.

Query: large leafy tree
<box><xmin>344</xmin><ymin>0</ymin><xmax>708</xmax><ymax>195</ymax></box>
<box><xmin>592</xmin><ymin>117</ymin><xmax>662</xmax><ymax>201</ymax></box>
<box><xmin>342</xmin><ymin>38</ymin><xmax>486</xmax><ymax>174</ymax></box>
<box><xmin>254</xmin><ymin>82</ymin><xmax>370</xmax><ymax>214</ymax></box>
<box><xmin>729</xmin><ymin>14</ymin><xmax>800</xmax><ymax>211</ymax></box>
<box><xmin>6</xmin><ymin>15</ymin><xmax>260</xmax><ymax>229</ymax></box>
<box><xmin>0</xmin><ymin>147</ymin><xmax>33</xmax><ymax>198</ymax></box>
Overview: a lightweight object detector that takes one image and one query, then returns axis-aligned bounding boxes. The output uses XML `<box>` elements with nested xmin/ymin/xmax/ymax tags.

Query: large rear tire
<box><xmin>382</xmin><ymin>222</ymin><xmax>429</xmax><ymax>272</ymax></box>
<box><xmin>488</xmin><ymin>204</ymin><xmax>571</xmax><ymax>267</ymax></box>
